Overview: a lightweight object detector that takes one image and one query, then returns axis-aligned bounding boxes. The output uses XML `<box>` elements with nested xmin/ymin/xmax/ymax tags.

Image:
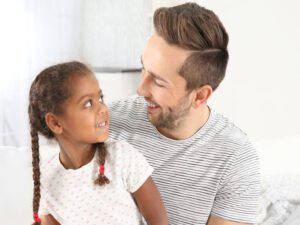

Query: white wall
<box><xmin>95</xmin><ymin>72</ymin><xmax>140</xmax><ymax>103</ymax></box>
<box><xmin>152</xmin><ymin>0</ymin><xmax>300</xmax><ymax>141</ymax></box>
<box><xmin>1</xmin><ymin>0</ymin><xmax>299</xmax><ymax>145</ymax></box>
<box><xmin>81</xmin><ymin>0</ymin><xmax>152</xmax><ymax>68</ymax></box>
<box><xmin>0</xmin><ymin>0</ymin><xmax>84</xmax><ymax>146</ymax></box>
<box><xmin>199</xmin><ymin>0</ymin><xmax>300</xmax><ymax>141</ymax></box>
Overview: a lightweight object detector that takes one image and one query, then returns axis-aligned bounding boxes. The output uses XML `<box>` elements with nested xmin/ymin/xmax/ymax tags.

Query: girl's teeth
<box><xmin>97</xmin><ymin>122</ymin><xmax>106</xmax><ymax>127</ymax></box>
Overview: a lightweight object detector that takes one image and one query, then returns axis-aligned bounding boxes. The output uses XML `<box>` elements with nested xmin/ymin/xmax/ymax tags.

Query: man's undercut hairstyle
<box><xmin>154</xmin><ymin>2</ymin><xmax>229</xmax><ymax>91</ymax></box>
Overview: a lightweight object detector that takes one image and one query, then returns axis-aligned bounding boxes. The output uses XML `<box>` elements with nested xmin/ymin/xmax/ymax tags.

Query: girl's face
<box><xmin>57</xmin><ymin>73</ymin><xmax>109</xmax><ymax>145</ymax></box>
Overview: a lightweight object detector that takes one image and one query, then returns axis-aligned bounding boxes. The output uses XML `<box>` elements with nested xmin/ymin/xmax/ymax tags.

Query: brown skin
<box><xmin>133</xmin><ymin>177</ymin><xmax>168</xmax><ymax>225</ymax></box>
<box><xmin>207</xmin><ymin>215</ymin><xmax>252</xmax><ymax>225</ymax></box>
<box><xmin>41</xmin><ymin>215</ymin><xmax>60</xmax><ymax>225</ymax></box>
<box><xmin>41</xmin><ymin>177</ymin><xmax>168</xmax><ymax>225</ymax></box>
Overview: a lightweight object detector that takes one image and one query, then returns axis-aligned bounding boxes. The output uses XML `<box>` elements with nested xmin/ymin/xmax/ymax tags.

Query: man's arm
<box><xmin>209</xmin><ymin>141</ymin><xmax>260</xmax><ymax>224</ymax></box>
<box><xmin>207</xmin><ymin>215</ymin><xmax>252</xmax><ymax>225</ymax></box>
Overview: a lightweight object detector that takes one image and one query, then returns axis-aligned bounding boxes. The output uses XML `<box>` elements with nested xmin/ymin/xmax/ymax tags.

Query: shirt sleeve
<box><xmin>119</xmin><ymin>141</ymin><xmax>154</xmax><ymax>193</ymax></box>
<box><xmin>211</xmin><ymin>141</ymin><xmax>261</xmax><ymax>224</ymax></box>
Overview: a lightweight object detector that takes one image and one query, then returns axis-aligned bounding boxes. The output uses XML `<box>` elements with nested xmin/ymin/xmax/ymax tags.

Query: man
<box><xmin>109</xmin><ymin>3</ymin><xmax>260</xmax><ymax>225</ymax></box>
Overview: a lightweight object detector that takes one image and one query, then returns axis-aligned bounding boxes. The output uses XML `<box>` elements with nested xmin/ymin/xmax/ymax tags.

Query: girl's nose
<box><xmin>96</xmin><ymin>102</ymin><xmax>107</xmax><ymax>114</ymax></box>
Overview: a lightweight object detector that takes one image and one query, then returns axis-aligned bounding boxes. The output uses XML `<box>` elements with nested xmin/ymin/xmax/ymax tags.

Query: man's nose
<box><xmin>137</xmin><ymin>73</ymin><xmax>151</xmax><ymax>97</ymax></box>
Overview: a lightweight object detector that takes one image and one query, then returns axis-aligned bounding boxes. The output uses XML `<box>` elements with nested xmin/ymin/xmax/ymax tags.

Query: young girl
<box><xmin>28</xmin><ymin>61</ymin><xmax>168</xmax><ymax>225</ymax></box>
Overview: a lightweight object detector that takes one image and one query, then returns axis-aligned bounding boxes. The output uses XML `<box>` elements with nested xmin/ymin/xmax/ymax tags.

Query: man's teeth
<box><xmin>148</xmin><ymin>102</ymin><xmax>157</xmax><ymax>107</ymax></box>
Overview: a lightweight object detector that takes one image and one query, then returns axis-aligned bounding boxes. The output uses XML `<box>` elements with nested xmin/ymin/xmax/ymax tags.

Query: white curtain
<box><xmin>0</xmin><ymin>0</ymin><xmax>83</xmax><ymax>146</ymax></box>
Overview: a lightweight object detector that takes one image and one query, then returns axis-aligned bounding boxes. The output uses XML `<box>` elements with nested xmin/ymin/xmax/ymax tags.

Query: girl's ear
<box><xmin>192</xmin><ymin>85</ymin><xmax>213</xmax><ymax>108</ymax></box>
<box><xmin>45</xmin><ymin>112</ymin><xmax>63</xmax><ymax>134</ymax></box>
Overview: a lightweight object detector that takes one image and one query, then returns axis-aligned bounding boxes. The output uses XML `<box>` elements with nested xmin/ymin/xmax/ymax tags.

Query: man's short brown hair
<box><xmin>154</xmin><ymin>3</ymin><xmax>229</xmax><ymax>91</ymax></box>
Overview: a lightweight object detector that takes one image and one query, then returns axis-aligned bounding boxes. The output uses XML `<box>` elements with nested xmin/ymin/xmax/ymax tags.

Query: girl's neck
<box><xmin>58</xmin><ymin>141</ymin><xmax>96</xmax><ymax>170</ymax></box>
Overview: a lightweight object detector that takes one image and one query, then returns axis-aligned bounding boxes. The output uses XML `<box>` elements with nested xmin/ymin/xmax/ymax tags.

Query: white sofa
<box><xmin>253</xmin><ymin>136</ymin><xmax>300</xmax><ymax>225</ymax></box>
<box><xmin>0</xmin><ymin>136</ymin><xmax>299</xmax><ymax>225</ymax></box>
<box><xmin>0</xmin><ymin>144</ymin><xmax>59</xmax><ymax>225</ymax></box>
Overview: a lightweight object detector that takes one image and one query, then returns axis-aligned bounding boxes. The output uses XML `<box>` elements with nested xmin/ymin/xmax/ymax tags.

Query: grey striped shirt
<box><xmin>109</xmin><ymin>95</ymin><xmax>260</xmax><ymax>225</ymax></box>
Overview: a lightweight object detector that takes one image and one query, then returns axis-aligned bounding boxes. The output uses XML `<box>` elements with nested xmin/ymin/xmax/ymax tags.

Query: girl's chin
<box><xmin>96</xmin><ymin>134</ymin><xmax>109</xmax><ymax>143</ymax></box>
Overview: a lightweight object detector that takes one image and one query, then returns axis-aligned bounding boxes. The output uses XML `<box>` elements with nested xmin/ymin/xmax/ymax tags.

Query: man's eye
<box><xmin>155</xmin><ymin>80</ymin><xmax>164</xmax><ymax>87</ymax></box>
<box><xmin>84</xmin><ymin>100</ymin><xmax>92</xmax><ymax>108</ymax></box>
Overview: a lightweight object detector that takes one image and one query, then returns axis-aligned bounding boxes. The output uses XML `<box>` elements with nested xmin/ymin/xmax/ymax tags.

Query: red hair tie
<box><xmin>33</xmin><ymin>212</ymin><xmax>41</xmax><ymax>222</ymax></box>
<box><xmin>99</xmin><ymin>164</ymin><xmax>105</xmax><ymax>175</ymax></box>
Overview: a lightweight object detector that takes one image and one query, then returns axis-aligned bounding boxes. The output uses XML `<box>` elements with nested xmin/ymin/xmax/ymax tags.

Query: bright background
<box><xmin>0</xmin><ymin>0</ymin><xmax>299</xmax><ymax>144</ymax></box>
<box><xmin>0</xmin><ymin>1</ymin><xmax>300</xmax><ymax>225</ymax></box>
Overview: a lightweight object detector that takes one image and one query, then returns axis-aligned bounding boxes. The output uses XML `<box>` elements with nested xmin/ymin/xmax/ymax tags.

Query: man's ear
<box><xmin>45</xmin><ymin>112</ymin><xmax>63</xmax><ymax>134</ymax></box>
<box><xmin>192</xmin><ymin>85</ymin><xmax>212</xmax><ymax>108</ymax></box>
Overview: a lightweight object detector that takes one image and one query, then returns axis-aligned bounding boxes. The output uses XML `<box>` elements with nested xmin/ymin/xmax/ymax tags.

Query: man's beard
<box><xmin>148</xmin><ymin>95</ymin><xmax>192</xmax><ymax>129</ymax></box>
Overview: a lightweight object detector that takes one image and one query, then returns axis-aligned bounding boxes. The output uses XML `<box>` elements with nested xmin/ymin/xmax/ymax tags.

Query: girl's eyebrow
<box><xmin>76</xmin><ymin>90</ymin><xmax>102</xmax><ymax>104</ymax></box>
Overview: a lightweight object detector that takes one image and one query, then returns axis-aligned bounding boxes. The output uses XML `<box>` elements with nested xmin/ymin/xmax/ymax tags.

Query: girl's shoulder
<box><xmin>105</xmin><ymin>138</ymin><xmax>153</xmax><ymax>193</ymax></box>
<box><xmin>105</xmin><ymin>138</ymin><xmax>146</xmax><ymax>163</ymax></box>
<box><xmin>105</xmin><ymin>138</ymin><xmax>136</xmax><ymax>154</ymax></box>
<box><xmin>39</xmin><ymin>151</ymin><xmax>60</xmax><ymax>180</ymax></box>
<box><xmin>39</xmin><ymin>144</ymin><xmax>59</xmax><ymax>167</ymax></box>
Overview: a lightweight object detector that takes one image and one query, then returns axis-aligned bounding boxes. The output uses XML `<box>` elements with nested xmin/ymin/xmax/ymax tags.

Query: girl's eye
<box><xmin>99</xmin><ymin>95</ymin><xmax>104</xmax><ymax>103</ymax></box>
<box><xmin>84</xmin><ymin>100</ymin><xmax>92</xmax><ymax>108</ymax></box>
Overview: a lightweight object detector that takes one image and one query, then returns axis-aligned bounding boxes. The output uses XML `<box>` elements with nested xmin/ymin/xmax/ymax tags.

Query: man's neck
<box><xmin>158</xmin><ymin>105</ymin><xmax>210</xmax><ymax>140</ymax></box>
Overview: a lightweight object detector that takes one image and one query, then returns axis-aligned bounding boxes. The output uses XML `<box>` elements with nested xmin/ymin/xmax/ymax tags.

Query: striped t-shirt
<box><xmin>109</xmin><ymin>95</ymin><xmax>260</xmax><ymax>225</ymax></box>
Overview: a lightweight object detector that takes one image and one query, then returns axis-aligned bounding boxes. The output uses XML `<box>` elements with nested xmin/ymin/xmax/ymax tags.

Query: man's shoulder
<box><xmin>108</xmin><ymin>95</ymin><xmax>144</xmax><ymax>111</ymax></box>
<box><xmin>108</xmin><ymin>96</ymin><xmax>148</xmax><ymax>129</ymax></box>
<box><xmin>209</xmin><ymin>110</ymin><xmax>252</xmax><ymax>147</ymax></box>
<box><xmin>105</xmin><ymin>138</ymin><xmax>134</xmax><ymax>153</ymax></box>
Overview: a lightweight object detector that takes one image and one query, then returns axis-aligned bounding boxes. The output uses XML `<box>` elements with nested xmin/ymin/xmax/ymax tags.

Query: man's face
<box><xmin>137</xmin><ymin>33</ymin><xmax>193</xmax><ymax>129</ymax></box>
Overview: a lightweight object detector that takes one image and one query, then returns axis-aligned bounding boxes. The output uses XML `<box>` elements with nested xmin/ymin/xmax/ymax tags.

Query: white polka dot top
<box><xmin>39</xmin><ymin>139</ymin><xmax>153</xmax><ymax>225</ymax></box>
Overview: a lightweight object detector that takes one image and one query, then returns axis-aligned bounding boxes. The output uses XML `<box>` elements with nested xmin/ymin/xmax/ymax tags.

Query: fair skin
<box><xmin>42</xmin><ymin>73</ymin><xmax>168</xmax><ymax>225</ymax></box>
<box><xmin>138</xmin><ymin>33</ymin><xmax>252</xmax><ymax>225</ymax></box>
<box><xmin>138</xmin><ymin>33</ymin><xmax>211</xmax><ymax>140</ymax></box>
